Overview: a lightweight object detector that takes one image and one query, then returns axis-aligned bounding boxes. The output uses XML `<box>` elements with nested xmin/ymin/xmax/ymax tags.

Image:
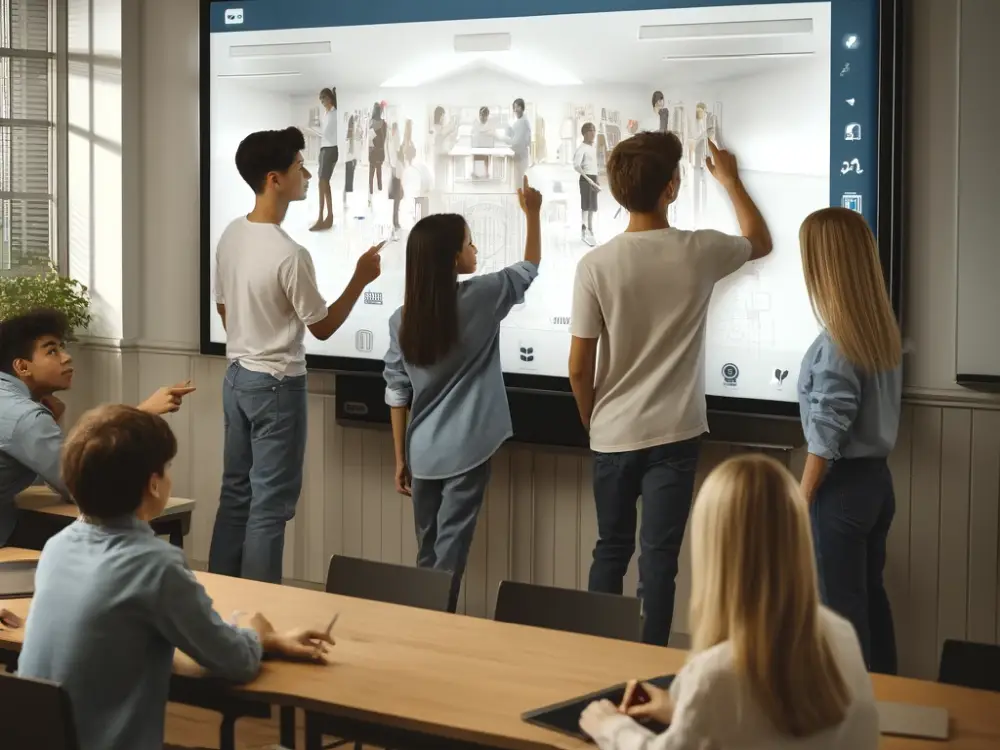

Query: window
<box><xmin>0</xmin><ymin>0</ymin><xmax>63</xmax><ymax>273</ymax></box>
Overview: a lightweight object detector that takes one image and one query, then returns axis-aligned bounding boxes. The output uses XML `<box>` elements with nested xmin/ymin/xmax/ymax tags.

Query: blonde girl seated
<box><xmin>579</xmin><ymin>454</ymin><xmax>879</xmax><ymax>750</ymax></box>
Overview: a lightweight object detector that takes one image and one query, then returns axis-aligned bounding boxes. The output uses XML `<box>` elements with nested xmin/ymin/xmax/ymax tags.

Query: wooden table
<box><xmin>13</xmin><ymin>487</ymin><xmax>195</xmax><ymax>548</ymax></box>
<box><xmin>0</xmin><ymin>569</ymin><xmax>998</xmax><ymax>749</ymax></box>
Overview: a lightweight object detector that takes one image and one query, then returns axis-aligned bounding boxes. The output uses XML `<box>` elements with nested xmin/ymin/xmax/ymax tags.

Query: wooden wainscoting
<box><xmin>61</xmin><ymin>344</ymin><xmax>1000</xmax><ymax>680</ymax></box>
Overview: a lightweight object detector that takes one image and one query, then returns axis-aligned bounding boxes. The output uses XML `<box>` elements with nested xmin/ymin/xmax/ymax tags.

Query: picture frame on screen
<box><xmin>199</xmin><ymin>0</ymin><xmax>905</xmax><ymax>448</ymax></box>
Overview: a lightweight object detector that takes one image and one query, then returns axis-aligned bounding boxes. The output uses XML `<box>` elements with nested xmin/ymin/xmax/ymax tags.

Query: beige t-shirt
<box><xmin>214</xmin><ymin>217</ymin><xmax>329</xmax><ymax>378</ymax></box>
<box><xmin>570</xmin><ymin>228</ymin><xmax>751</xmax><ymax>452</ymax></box>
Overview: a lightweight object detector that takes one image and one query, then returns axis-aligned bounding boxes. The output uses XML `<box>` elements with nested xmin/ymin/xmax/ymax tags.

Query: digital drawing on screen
<box><xmin>204</xmin><ymin>0</ymin><xmax>894</xmax><ymax>411</ymax></box>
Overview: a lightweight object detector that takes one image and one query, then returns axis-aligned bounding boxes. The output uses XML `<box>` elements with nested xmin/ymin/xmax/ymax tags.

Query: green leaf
<box><xmin>0</xmin><ymin>262</ymin><xmax>92</xmax><ymax>339</ymax></box>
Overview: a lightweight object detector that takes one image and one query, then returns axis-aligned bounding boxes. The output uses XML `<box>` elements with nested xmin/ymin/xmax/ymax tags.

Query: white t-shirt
<box><xmin>574</xmin><ymin>142</ymin><xmax>598</xmax><ymax>175</ymax></box>
<box><xmin>213</xmin><ymin>217</ymin><xmax>328</xmax><ymax>378</ymax></box>
<box><xmin>570</xmin><ymin>228</ymin><xmax>751</xmax><ymax>452</ymax></box>
<box><xmin>321</xmin><ymin>107</ymin><xmax>338</xmax><ymax>148</ymax></box>
<box><xmin>590</xmin><ymin>608</ymin><xmax>878</xmax><ymax>750</ymax></box>
<box><xmin>507</xmin><ymin>116</ymin><xmax>531</xmax><ymax>161</ymax></box>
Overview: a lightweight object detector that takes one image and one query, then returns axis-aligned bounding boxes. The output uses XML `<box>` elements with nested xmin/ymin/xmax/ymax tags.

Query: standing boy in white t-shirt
<box><xmin>211</xmin><ymin>126</ymin><xmax>383</xmax><ymax>584</ymax></box>
<box><xmin>568</xmin><ymin>131</ymin><xmax>772</xmax><ymax>645</ymax></box>
<box><xmin>573</xmin><ymin>122</ymin><xmax>600</xmax><ymax>247</ymax></box>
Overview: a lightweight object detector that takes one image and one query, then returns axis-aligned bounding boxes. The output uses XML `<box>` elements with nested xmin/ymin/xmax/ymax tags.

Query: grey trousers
<box><xmin>410</xmin><ymin>460</ymin><xmax>491</xmax><ymax>612</ymax></box>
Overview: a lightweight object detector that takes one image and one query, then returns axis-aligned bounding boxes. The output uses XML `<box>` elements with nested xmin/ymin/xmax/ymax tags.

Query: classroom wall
<box><xmin>60</xmin><ymin>0</ymin><xmax>1000</xmax><ymax>681</ymax></box>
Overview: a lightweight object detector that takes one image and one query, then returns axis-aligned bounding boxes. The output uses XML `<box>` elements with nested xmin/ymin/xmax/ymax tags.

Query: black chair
<box><xmin>304</xmin><ymin>555</ymin><xmax>454</xmax><ymax>750</ymax></box>
<box><xmin>493</xmin><ymin>580</ymin><xmax>643</xmax><ymax>642</ymax></box>
<box><xmin>0</xmin><ymin>671</ymin><xmax>79</xmax><ymax>749</ymax></box>
<box><xmin>938</xmin><ymin>639</ymin><xmax>1000</xmax><ymax>692</ymax></box>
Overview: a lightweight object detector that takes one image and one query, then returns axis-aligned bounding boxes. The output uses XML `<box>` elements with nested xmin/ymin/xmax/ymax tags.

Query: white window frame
<box><xmin>0</xmin><ymin>0</ymin><xmax>67</xmax><ymax>274</ymax></box>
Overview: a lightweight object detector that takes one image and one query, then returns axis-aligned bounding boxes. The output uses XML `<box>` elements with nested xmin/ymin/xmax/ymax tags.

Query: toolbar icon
<box><xmin>846</xmin><ymin>98</ymin><xmax>856</xmax><ymax>106</ymax></box>
<box><xmin>224</xmin><ymin>8</ymin><xmax>244</xmax><ymax>24</ymax></box>
<box><xmin>843</xmin><ymin>33</ymin><xmax>860</xmax><ymax>50</ymax></box>
<box><xmin>841</xmin><ymin>193</ymin><xmax>863</xmax><ymax>213</ymax></box>
<box><xmin>844</xmin><ymin>123</ymin><xmax>861</xmax><ymax>141</ymax></box>
<box><xmin>840</xmin><ymin>158</ymin><xmax>864</xmax><ymax>175</ymax></box>
<box><xmin>840</xmin><ymin>63</ymin><xmax>850</xmax><ymax>77</ymax></box>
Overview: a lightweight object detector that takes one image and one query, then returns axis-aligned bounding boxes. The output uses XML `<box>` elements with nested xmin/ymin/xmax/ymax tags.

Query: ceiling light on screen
<box><xmin>662</xmin><ymin>51</ymin><xmax>814</xmax><ymax>62</ymax></box>
<box><xmin>381</xmin><ymin>51</ymin><xmax>580</xmax><ymax>87</ymax></box>
<box><xmin>638</xmin><ymin>18</ymin><xmax>813</xmax><ymax>41</ymax></box>
<box><xmin>229</xmin><ymin>41</ymin><xmax>331</xmax><ymax>58</ymax></box>
<box><xmin>217</xmin><ymin>71</ymin><xmax>302</xmax><ymax>79</ymax></box>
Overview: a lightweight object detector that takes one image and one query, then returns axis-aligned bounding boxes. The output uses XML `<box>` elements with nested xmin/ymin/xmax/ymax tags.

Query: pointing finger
<box><xmin>522</xmin><ymin>174</ymin><xmax>530</xmax><ymax>192</ymax></box>
<box><xmin>708</xmin><ymin>139</ymin><xmax>720</xmax><ymax>155</ymax></box>
<box><xmin>369</xmin><ymin>241</ymin><xmax>387</xmax><ymax>254</ymax></box>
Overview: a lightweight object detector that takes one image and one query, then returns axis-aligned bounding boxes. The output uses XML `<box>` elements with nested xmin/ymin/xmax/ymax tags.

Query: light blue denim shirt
<box><xmin>18</xmin><ymin>517</ymin><xmax>263</xmax><ymax>750</ymax></box>
<box><xmin>798</xmin><ymin>329</ymin><xmax>903</xmax><ymax>461</ymax></box>
<box><xmin>383</xmin><ymin>261</ymin><xmax>539</xmax><ymax>479</ymax></box>
<box><xmin>0</xmin><ymin>371</ymin><xmax>68</xmax><ymax>545</ymax></box>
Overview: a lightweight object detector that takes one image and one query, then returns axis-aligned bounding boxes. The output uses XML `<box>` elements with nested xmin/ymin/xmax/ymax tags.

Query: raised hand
<box><xmin>139</xmin><ymin>381</ymin><xmax>197</xmax><ymax>415</ymax></box>
<box><xmin>354</xmin><ymin>241</ymin><xmax>385</xmax><ymax>285</ymax></box>
<box><xmin>517</xmin><ymin>175</ymin><xmax>543</xmax><ymax>214</ymax></box>
<box><xmin>705</xmin><ymin>139</ymin><xmax>739</xmax><ymax>188</ymax></box>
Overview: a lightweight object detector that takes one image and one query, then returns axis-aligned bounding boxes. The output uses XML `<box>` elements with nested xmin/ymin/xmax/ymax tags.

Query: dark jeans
<box><xmin>588</xmin><ymin>437</ymin><xmax>701</xmax><ymax>646</ymax></box>
<box><xmin>410</xmin><ymin>460</ymin><xmax>491</xmax><ymax>613</ymax></box>
<box><xmin>208</xmin><ymin>362</ymin><xmax>307</xmax><ymax>584</ymax></box>
<box><xmin>810</xmin><ymin>457</ymin><xmax>897</xmax><ymax>674</ymax></box>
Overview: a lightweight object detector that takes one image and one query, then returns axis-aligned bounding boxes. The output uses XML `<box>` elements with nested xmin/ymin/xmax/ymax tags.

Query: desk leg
<box><xmin>220</xmin><ymin>715</ymin><xmax>236</xmax><ymax>750</ymax></box>
<box><xmin>280</xmin><ymin>706</ymin><xmax>296</xmax><ymax>748</ymax></box>
<box><xmin>169</xmin><ymin>527</ymin><xmax>183</xmax><ymax>547</ymax></box>
<box><xmin>304</xmin><ymin>712</ymin><xmax>322</xmax><ymax>750</ymax></box>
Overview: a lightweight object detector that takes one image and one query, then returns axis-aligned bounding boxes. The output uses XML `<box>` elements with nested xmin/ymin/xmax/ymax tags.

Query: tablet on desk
<box><xmin>0</xmin><ymin>559</ymin><xmax>38</xmax><ymax>599</ymax></box>
<box><xmin>877</xmin><ymin>701</ymin><xmax>949</xmax><ymax>741</ymax></box>
<box><xmin>522</xmin><ymin>674</ymin><xmax>675</xmax><ymax>741</ymax></box>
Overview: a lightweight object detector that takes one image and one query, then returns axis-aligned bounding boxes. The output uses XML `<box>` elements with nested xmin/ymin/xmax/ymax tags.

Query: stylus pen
<box><xmin>324</xmin><ymin>613</ymin><xmax>339</xmax><ymax>639</ymax></box>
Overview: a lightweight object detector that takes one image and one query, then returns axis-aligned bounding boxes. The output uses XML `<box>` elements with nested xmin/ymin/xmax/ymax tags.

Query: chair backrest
<box><xmin>938</xmin><ymin>639</ymin><xmax>1000</xmax><ymax>692</ymax></box>
<box><xmin>493</xmin><ymin>580</ymin><xmax>643</xmax><ymax>642</ymax></box>
<box><xmin>325</xmin><ymin>555</ymin><xmax>452</xmax><ymax>612</ymax></box>
<box><xmin>0</xmin><ymin>671</ymin><xmax>79</xmax><ymax>749</ymax></box>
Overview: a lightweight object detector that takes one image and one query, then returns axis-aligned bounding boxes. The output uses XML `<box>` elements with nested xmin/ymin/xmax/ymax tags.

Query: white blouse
<box><xmin>590</xmin><ymin>608</ymin><xmax>879</xmax><ymax>750</ymax></box>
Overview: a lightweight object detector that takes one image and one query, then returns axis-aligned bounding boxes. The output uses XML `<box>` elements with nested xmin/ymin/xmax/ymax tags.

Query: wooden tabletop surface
<box><xmin>0</xmin><ymin>564</ymin><xmax>997</xmax><ymax>749</ymax></box>
<box><xmin>15</xmin><ymin>487</ymin><xmax>196</xmax><ymax>519</ymax></box>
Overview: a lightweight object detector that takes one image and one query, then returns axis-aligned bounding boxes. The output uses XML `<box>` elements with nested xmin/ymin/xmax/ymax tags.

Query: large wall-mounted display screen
<box><xmin>201</xmin><ymin>0</ymin><xmax>900</xmax><ymax>414</ymax></box>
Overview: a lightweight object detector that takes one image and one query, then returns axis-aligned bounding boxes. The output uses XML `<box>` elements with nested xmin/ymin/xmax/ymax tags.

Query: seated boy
<box><xmin>17</xmin><ymin>404</ymin><xmax>333</xmax><ymax>750</ymax></box>
<box><xmin>0</xmin><ymin>308</ymin><xmax>195</xmax><ymax>547</ymax></box>
<box><xmin>568</xmin><ymin>132</ymin><xmax>772</xmax><ymax>646</ymax></box>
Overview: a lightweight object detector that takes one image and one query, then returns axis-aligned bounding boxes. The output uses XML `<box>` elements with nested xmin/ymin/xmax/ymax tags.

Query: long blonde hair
<box><xmin>689</xmin><ymin>454</ymin><xmax>850</xmax><ymax>737</ymax></box>
<box><xmin>800</xmin><ymin>207</ymin><xmax>901</xmax><ymax>372</ymax></box>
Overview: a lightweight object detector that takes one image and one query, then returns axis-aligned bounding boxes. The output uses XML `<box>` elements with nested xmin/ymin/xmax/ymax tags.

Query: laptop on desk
<box><xmin>0</xmin><ymin>559</ymin><xmax>38</xmax><ymax>599</ymax></box>
<box><xmin>877</xmin><ymin>701</ymin><xmax>949</xmax><ymax>740</ymax></box>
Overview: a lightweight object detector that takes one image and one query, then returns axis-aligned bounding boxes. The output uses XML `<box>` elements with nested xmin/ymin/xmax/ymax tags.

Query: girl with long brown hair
<box><xmin>796</xmin><ymin>207</ymin><xmax>902</xmax><ymax>675</ymax></box>
<box><xmin>580</xmin><ymin>455</ymin><xmax>879</xmax><ymax>750</ymax></box>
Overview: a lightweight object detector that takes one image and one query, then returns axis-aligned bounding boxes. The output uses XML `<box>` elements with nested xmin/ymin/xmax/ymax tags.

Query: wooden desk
<box><xmin>14</xmin><ymin>487</ymin><xmax>195</xmax><ymax>549</ymax></box>
<box><xmin>1</xmin><ymin>572</ymin><xmax>998</xmax><ymax>749</ymax></box>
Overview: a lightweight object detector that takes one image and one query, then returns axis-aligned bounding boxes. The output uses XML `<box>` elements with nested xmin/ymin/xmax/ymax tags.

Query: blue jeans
<box><xmin>208</xmin><ymin>362</ymin><xmax>307</xmax><ymax>584</ymax></box>
<box><xmin>410</xmin><ymin>460</ymin><xmax>491</xmax><ymax>613</ymax></box>
<box><xmin>588</xmin><ymin>437</ymin><xmax>701</xmax><ymax>646</ymax></box>
<box><xmin>810</xmin><ymin>457</ymin><xmax>897</xmax><ymax>674</ymax></box>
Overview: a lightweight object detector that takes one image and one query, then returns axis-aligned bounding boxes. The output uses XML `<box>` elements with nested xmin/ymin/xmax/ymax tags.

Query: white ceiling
<box><xmin>211</xmin><ymin>2</ymin><xmax>831</xmax><ymax>93</ymax></box>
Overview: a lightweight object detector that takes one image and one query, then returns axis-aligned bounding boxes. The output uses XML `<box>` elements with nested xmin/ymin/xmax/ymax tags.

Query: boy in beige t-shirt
<box><xmin>568</xmin><ymin>131</ymin><xmax>772</xmax><ymax>645</ymax></box>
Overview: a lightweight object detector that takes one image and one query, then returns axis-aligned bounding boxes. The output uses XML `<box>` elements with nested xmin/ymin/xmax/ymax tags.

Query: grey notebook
<box><xmin>877</xmin><ymin>701</ymin><xmax>949</xmax><ymax>740</ymax></box>
<box><xmin>0</xmin><ymin>559</ymin><xmax>38</xmax><ymax>599</ymax></box>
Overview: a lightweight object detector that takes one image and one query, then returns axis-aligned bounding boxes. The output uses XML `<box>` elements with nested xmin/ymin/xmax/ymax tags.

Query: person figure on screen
<box><xmin>574</xmin><ymin>122</ymin><xmax>601</xmax><ymax>247</ymax></box>
<box><xmin>688</xmin><ymin>102</ymin><xmax>711</xmax><ymax>226</ymax></box>
<box><xmin>504</xmin><ymin>98</ymin><xmax>532</xmax><ymax>191</ymax></box>
<box><xmin>17</xmin><ymin>404</ymin><xmax>335</xmax><ymax>750</ymax></box>
<box><xmin>797</xmin><ymin>207</ymin><xmax>902</xmax><ymax>675</ymax></box>
<box><xmin>578</xmin><ymin>455</ymin><xmax>879</xmax><ymax>750</ymax></box>
<box><xmin>368</xmin><ymin>102</ymin><xmax>388</xmax><ymax>209</ymax></box>
<box><xmin>472</xmin><ymin>106</ymin><xmax>493</xmax><ymax>179</ymax></box>
<box><xmin>430</xmin><ymin>105</ymin><xmax>458</xmax><ymax>208</ymax></box>
<box><xmin>343</xmin><ymin>114</ymin><xmax>360</xmax><ymax>214</ymax></box>
<box><xmin>383</xmin><ymin>177</ymin><xmax>543</xmax><ymax>613</ymax></box>
<box><xmin>310</xmin><ymin>86</ymin><xmax>338</xmax><ymax>232</ymax></box>
<box><xmin>0</xmin><ymin>308</ymin><xmax>195</xmax><ymax>549</ymax></box>
<box><xmin>386</xmin><ymin>121</ymin><xmax>407</xmax><ymax>241</ymax></box>
<box><xmin>645</xmin><ymin>90</ymin><xmax>667</xmax><ymax>133</ymax></box>
<box><xmin>568</xmin><ymin>132</ymin><xmax>771</xmax><ymax>646</ymax></box>
<box><xmin>210</xmin><ymin>126</ymin><xmax>384</xmax><ymax>584</ymax></box>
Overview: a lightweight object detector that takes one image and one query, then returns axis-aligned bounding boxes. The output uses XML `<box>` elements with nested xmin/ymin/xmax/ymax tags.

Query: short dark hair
<box><xmin>606</xmin><ymin>131</ymin><xmax>683</xmax><ymax>214</ymax></box>
<box><xmin>399</xmin><ymin>213</ymin><xmax>466</xmax><ymax>367</ymax></box>
<box><xmin>0</xmin><ymin>308</ymin><xmax>69</xmax><ymax>375</ymax></box>
<box><xmin>513</xmin><ymin>98</ymin><xmax>525</xmax><ymax>110</ymax></box>
<box><xmin>62</xmin><ymin>404</ymin><xmax>178</xmax><ymax>519</ymax></box>
<box><xmin>652</xmin><ymin>90</ymin><xmax>664</xmax><ymax>107</ymax></box>
<box><xmin>234</xmin><ymin>127</ymin><xmax>306</xmax><ymax>194</ymax></box>
<box><xmin>581</xmin><ymin>122</ymin><xmax>595</xmax><ymax>136</ymax></box>
<box><xmin>479</xmin><ymin>106</ymin><xmax>489</xmax><ymax>118</ymax></box>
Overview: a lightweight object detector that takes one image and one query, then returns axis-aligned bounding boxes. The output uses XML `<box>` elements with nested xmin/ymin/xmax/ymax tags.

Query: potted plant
<box><xmin>0</xmin><ymin>261</ymin><xmax>92</xmax><ymax>337</ymax></box>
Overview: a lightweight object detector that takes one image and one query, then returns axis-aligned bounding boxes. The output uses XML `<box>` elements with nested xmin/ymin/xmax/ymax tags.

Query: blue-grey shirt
<box><xmin>18</xmin><ymin>517</ymin><xmax>263</xmax><ymax>750</ymax></box>
<box><xmin>798</xmin><ymin>330</ymin><xmax>902</xmax><ymax>461</ymax></box>
<box><xmin>383</xmin><ymin>261</ymin><xmax>538</xmax><ymax>479</ymax></box>
<box><xmin>0</xmin><ymin>372</ymin><xmax>67</xmax><ymax>545</ymax></box>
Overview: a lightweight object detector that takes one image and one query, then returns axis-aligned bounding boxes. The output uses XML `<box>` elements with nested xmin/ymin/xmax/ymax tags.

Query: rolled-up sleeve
<box><xmin>491</xmin><ymin>261</ymin><xmax>539</xmax><ymax>319</ymax></box>
<box><xmin>154</xmin><ymin>550</ymin><xmax>262</xmax><ymax>684</ymax></box>
<box><xmin>806</xmin><ymin>343</ymin><xmax>862</xmax><ymax>461</ymax></box>
<box><xmin>383</xmin><ymin>313</ymin><xmax>412</xmax><ymax>408</ymax></box>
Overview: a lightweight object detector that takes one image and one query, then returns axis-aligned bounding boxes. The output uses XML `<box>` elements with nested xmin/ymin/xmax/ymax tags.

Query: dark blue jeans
<box><xmin>810</xmin><ymin>457</ymin><xmax>897</xmax><ymax>674</ymax></box>
<box><xmin>208</xmin><ymin>362</ymin><xmax>308</xmax><ymax>584</ymax></box>
<box><xmin>588</xmin><ymin>437</ymin><xmax>701</xmax><ymax>646</ymax></box>
<box><xmin>410</xmin><ymin>460</ymin><xmax>491</xmax><ymax>613</ymax></box>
